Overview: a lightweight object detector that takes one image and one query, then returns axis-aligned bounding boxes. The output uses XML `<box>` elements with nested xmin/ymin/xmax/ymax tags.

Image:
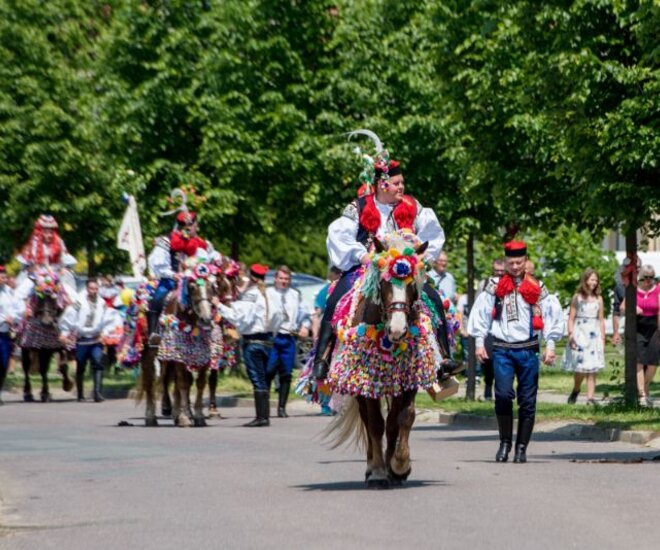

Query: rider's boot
<box><xmin>513</xmin><ymin>417</ymin><xmax>534</xmax><ymax>463</ymax></box>
<box><xmin>311</xmin><ymin>321</ymin><xmax>335</xmax><ymax>380</ymax></box>
<box><xmin>277</xmin><ymin>376</ymin><xmax>291</xmax><ymax>418</ymax></box>
<box><xmin>93</xmin><ymin>369</ymin><xmax>105</xmax><ymax>403</ymax></box>
<box><xmin>76</xmin><ymin>366</ymin><xmax>85</xmax><ymax>401</ymax></box>
<box><xmin>495</xmin><ymin>415</ymin><xmax>513</xmax><ymax>463</ymax></box>
<box><xmin>147</xmin><ymin>310</ymin><xmax>161</xmax><ymax>346</ymax></box>
<box><xmin>244</xmin><ymin>390</ymin><xmax>269</xmax><ymax>427</ymax></box>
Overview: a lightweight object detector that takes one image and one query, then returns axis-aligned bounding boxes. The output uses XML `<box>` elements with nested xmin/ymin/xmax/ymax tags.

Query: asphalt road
<box><xmin>1</xmin><ymin>395</ymin><xmax>659</xmax><ymax>550</ymax></box>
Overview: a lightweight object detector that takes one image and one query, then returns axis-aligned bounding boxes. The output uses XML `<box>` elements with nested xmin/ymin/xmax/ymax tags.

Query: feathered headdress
<box><xmin>346</xmin><ymin>129</ymin><xmax>399</xmax><ymax>196</ymax></box>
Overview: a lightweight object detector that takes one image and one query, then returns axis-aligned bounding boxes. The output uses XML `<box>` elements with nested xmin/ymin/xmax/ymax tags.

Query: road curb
<box><xmin>431</xmin><ymin>410</ymin><xmax>660</xmax><ymax>445</ymax></box>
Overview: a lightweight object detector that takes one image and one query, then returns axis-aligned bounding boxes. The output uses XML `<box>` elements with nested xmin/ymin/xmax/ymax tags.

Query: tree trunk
<box><xmin>230</xmin><ymin>240</ymin><xmax>240</xmax><ymax>261</ymax></box>
<box><xmin>465</xmin><ymin>233</ymin><xmax>476</xmax><ymax>401</ymax></box>
<box><xmin>87</xmin><ymin>242</ymin><xmax>96</xmax><ymax>277</ymax></box>
<box><xmin>624</xmin><ymin>230</ymin><xmax>638</xmax><ymax>405</ymax></box>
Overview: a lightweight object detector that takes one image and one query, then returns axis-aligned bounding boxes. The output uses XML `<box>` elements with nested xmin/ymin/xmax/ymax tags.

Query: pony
<box><xmin>20</xmin><ymin>268</ymin><xmax>72</xmax><ymax>402</ymax></box>
<box><xmin>324</xmin><ymin>230</ymin><xmax>440</xmax><ymax>488</ymax></box>
<box><xmin>142</xmin><ymin>259</ymin><xmax>217</xmax><ymax>427</ymax></box>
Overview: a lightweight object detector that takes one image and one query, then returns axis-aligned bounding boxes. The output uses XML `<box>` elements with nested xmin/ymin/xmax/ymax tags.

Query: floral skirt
<box><xmin>328</xmin><ymin>313</ymin><xmax>439</xmax><ymax>399</ymax></box>
<box><xmin>20</xmin><ymin>319</ymin><xmax>61</xmax><ymax>350</ymax></box>
<box><xmin>158</xmin><ymin>326</ymin><xmax>212</xmax><ymax>370</ymax></box>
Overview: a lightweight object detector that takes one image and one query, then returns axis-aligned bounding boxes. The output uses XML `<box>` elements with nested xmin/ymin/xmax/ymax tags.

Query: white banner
<box><xmin>117</xmin><ymin>194</ymin><xmax>146</xmax><ymax>278</ymax></box>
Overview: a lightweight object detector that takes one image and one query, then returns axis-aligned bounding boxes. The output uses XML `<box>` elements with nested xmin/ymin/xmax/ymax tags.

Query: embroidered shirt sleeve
<box><xmin>341</xmin><ymin>200</ymin><xmax>359</xmax><ymax>222</ymax></box>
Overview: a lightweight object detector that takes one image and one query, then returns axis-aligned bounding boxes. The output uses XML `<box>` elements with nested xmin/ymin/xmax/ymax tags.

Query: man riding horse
<box><xmin>147</xmin><ymin>205</ymin><xmax>219</xmax><ymax>344</ymax></box>
<box><xmin>312</xmin><ymin>130</ymin><xmax>462</xmax><ymax>381</ymax></box>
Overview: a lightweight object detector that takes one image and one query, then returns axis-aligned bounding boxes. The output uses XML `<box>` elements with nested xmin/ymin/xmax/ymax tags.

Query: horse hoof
<box><xmin>177</xmin><ymin>416</ymin><xmax>192</xmax><ymax>428</ymax></box>
<box><xmin>207</xmin><ymin>407</ymin><xmax>220</xmax><ymax>418</ymax></box>
<box><xmin>161</xmin><ymin>407</ymin><xmax>172</xmax><ymax>417</ymax></box>
<box><xmin>193</xmin><ymin>417</ymin><xmax>207</xmax><ymax>427</ymax></box>
<box><xmin>24</xmin><ymin>394</ymin><xmax>35</xmax><ymax>403</ymax></box>
<box><xmin>145</xmin><ymin>418</ymin><xmax>159</xmax><ymax>427</ymax></box>
<box><xmin>366</xmin><ymin>477</ymin><xmax>390</xmax><ymax>489</ymax></box>
<box><xmin>40</xmin><ymin>393</ymin><xmax>51</xmax><ymax>403</ymax></box>
<box><xmin>62</xmin><ymin>379</ymin><xmax>73</xmax><ymax>392</ymax></box>
<box><xmin>364</xmin><ymin>470</ymin><xmax>372</xmax><ymax>482</ymax></box>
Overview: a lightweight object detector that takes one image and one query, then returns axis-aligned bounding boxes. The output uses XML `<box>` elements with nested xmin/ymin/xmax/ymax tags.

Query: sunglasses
<box><xmin>640</xmin><ymin>276</ymin><xmax>655</xmax><ymax>281</ymax></box>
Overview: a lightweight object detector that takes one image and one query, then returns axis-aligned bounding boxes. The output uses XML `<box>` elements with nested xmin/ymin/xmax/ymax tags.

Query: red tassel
<box><xmin>532</xmin><ymin>316</ymin><xmax>544</xmax><ymax>330</ymax></box>
<box><xmin>519</xmin><ymin>275</ymin><xmax>541</xmax><ymax>304</ymax></box>
<box><xmin>392</xmin><ymin>195</ymin><xmax>417</xmax><ymax>230</ymax></box>
<box><xmin>491</xmin><ymin>307</ymin><xmax>497</xmax><ymax>319</ymax></box>
<box><xmin>495</xmin><ymin>275</ymin><xmax>516</xmax><ymax>299</ymax></box>
<box><xmin>359</xmin><ymin>195</ymin><xmax>381</xmax><ymax>234</ymax></box>
<box><xmin>443</xmin><ymin>299</ymin><xmax>450</xmax><ymax>311</ymax></box>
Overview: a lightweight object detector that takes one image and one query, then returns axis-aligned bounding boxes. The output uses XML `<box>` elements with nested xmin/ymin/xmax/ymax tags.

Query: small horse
<box><xmin>324</xmin><ymin>230</ymin><xmax>438</xmax><ymax>488</ymax></box>
<box><xmin>143</xmin><ymin>261</ymin><xmax>217</xmax><ymax>427</ymax></box>
<box><xmin>20</xmin><ymin>268</ymin><xmax>72</xmax><ymax>402</ymax></box>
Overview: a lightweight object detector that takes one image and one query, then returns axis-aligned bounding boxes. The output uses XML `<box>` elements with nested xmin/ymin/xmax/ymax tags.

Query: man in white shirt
<box><xmin>60</xmin><ymin>279</ymin><xmax>120</xmax><ymax>402</ymax></box>
<box><xmin>467</xmin><ymin>241</ymin><xmax>564</xmax><ymax>464</ymax></box>
<box><xmin>0</xmin><ymin>266</ymin><xmax>25</xmax><ymax>404</ymax></box>
<box><xmin>266</xmin><ymin>266</ymin><xmax>311</xmax><ymax>418</ymax></box>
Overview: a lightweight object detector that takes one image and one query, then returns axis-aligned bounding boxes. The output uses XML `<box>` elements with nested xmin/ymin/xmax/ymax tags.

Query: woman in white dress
<box><xmin>563</xmin><ymin>269</ymin><xmax>606</xmax><ymax>405</ymax></box>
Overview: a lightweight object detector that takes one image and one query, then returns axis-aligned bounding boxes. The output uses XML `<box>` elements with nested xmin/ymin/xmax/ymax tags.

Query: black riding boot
<box><xmin>93</xmin><ymin>369</ymin><xmax>105</xmax><ymax>403</ymax></box>
<box><xmin>76</xmin><ymin>364</ymin><xmax>85</xmax><ymax>401</ymax></box>
<box><xmin>312</xmin><ymin>321</ymin><xmax>335</xmax><ymax>380</ymax></box>
<box><xmin>278</xmin><ymin>376</ymin><xmax>291</xmax><ymax>418</ymax></box>
<box><xmin>244</xmin><ymin>390</ymin><xmax>270</xmax><ymax>427</ymax></box>
<box><xmin>513</xmin><ymin>417</ymin><xmax>535</xmax><ymax>463</ymax></box>
<box><xmin>495</xmin><ymin>415</ymin><xmax>513</xmax><ymax>462</ymax></box>
<box><xmin>147</xmin><ymin>311</ymin><xmax>161</xmax><ymax>345</ymax></box>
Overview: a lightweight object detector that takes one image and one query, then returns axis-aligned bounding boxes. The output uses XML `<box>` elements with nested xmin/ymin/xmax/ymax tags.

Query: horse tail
<box><xmin>321</xmin><ymin>396</ymin><xmax>367</xmax><ymax>451</ymax></box>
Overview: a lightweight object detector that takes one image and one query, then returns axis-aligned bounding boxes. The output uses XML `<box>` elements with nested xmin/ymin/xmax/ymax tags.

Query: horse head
<box><xmin>369</xmin><ymin>230</ymin><xmax>428</xmax><ymax>343</ymax></box>
<box><xmin>30</xmin><ymin>268</ymin><xmax>67</xmax><ymax>327</ymax></box>
<box><xmin>212</xmin><ymin>258</ymin><xmax>241</xmax><ymax>304</ymax></box>
<box><xmin>177</xmin><ymin>260</ymin><xmax>216</xmax><ymax>328</ymax></box>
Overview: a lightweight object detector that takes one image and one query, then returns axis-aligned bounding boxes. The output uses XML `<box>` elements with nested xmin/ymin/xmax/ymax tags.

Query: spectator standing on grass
<box><xmin>429</xmin><ymin>251</ymin><xmax>456</xmax><ymax>302</ymax></box>
<box><xmin>562</xmin><ymin>269</ymin><xmax>606</xmax><ymax>405</ymax></box>
<box><xmin>0</xmin><ymin>266</ymin><xmax>25</xmax><ymax>404</ymax></box>
<box><xmin>621</xmin><ymin>265</ymin><xmax>660</xmax><ymax>407</ymax></box>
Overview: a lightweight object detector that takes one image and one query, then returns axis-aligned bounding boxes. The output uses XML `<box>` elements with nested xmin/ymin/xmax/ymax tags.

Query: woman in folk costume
<box><xmin>312</xmin><ymin>130</ymin><xmax>463</xmax><ymax>381</ymax></box>
<box><xmin>147</xmin><ymin>190</ymin><xmax>219</xmax><ymax>344</ymax></box>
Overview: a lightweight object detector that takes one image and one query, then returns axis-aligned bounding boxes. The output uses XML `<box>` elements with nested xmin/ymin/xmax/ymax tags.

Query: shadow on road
<box><xmin>292</xmin><ymin>479</ymin><xmax>447</xmax><ymax>492</ymax></box>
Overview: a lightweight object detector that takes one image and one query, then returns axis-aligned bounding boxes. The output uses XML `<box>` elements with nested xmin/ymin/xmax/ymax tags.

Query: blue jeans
<box><xmin>76</xmin><ymin>340</ymin><xmax>105</xmax><ymax>373</ymax></box>
<box><xmin>493</xmin><ymin>347</ymin><xmax>539</xmax><ymax>420</ymax></box>
<box><xmin>150</xmin><ymin>278</ymin><xmax>176</xmax><ymax>313</ymax></box>
<box><xmin>0</xmin><ymin>332</ymin><xmax>13</xmax><ymax>393</ymax></box>
<box><xmin>267</xmin><ymin>334</ymin><xmax>297</xmax><ymax>378</ymax></box>
<box><xmin>243</xmin><ymin>341</ymin><xmax>272</xmax><ymax>392</ymax></box>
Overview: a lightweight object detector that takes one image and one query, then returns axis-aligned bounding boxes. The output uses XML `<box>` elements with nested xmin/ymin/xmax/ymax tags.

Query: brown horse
<box><xmin>324</xmin><ymin>231</ymin><xmax>435</xmax><ymax>488</ymax></box>
<box><xmin>141</xmin><ymin>262</ymin><xmax>217</xmax><ymax>427</ymax></box>
<box><xmin>20</xmin><ymin>269</ymin><xmax>71</xmax><ymax>402</ymax></box>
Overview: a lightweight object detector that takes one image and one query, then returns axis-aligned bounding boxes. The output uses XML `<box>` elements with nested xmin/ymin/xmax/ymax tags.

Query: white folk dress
<box><xmin>562</xmin><ymin>298</ymin><xmax>604</xmax><ymax>373</ymax></box>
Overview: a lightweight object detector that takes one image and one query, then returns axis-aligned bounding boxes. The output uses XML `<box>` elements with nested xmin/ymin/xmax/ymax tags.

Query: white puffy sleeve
<box><xmin>101</xmin><ymin>307</ymin><xmax>123</xmax><ymax>337</ymax></box>
<box><xmin>58</xmin><ymin>305</ymin><xmax>78</xmax><ymax>336</ymax></box>
<box><xmin>11</xmin><ymin>292</ymin><xmax>25</xmax><ymax>319</ymax></box>
<box><xmin>327</xmin><ymin>203</ymin><xmax>367</xmax><ymax>272</ymax></box>
<box><xmin>61</xmin><ymin>252</ymin><xmax>77</xmax><ymax>269</ymax></box>
<box><xmin>148</xmin><ymin>239</ymin><xmax>175</xmax><ymax>279</ymax></box>
<box><xmin>540</xmin><ymin>292</ymin><xmax>564</xmax><ymax>352</ymax></box>
<box><xmin>467</xmin><ymin>291</ymin><xmax>495</xmax><ymax>348</ymax></box>
<box><xmin>415</xmin><ymin>207</ymin><xmax>445</xmax><ymax>262</ymax></box>
<box><xmin>217</xmin><ymin>301</ymin><xmax>256</xmax><ymax>334</ymax></box>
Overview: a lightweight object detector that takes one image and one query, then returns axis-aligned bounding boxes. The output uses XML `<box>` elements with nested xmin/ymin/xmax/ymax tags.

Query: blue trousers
<box><xmin>150</xmin><ymin>278</ymin><xmax>176</xmax><ymax>313</ymax></box>
<box><xmin>76</xmin><ymin>341</ymin><xmax>105</xmax><ymax>373</ymax></box>
<box><xmin>267</xmin><ymin>334</ymin><xmax>297</xmax><ymax>379</ymax></box>
<box><xmin>493</xmin><ymin>347</ymin><xmax>539</xmax><ymax>420</ymax></box>
<box><xmin>243</xmin><ymin>342</ymin><xmax>272</xmax><ymax>392</ymax></box>
<box><xmin>0</xmin><ymin>332</ymin><xmax>13</xmax><ymax>393</ymax></box>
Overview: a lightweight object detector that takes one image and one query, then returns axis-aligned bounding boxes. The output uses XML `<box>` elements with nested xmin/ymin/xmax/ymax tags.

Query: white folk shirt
<box><xmin>218</xmin><ymin>286</ymin><xmax>282</xmax><ymax>336</ymax></box>
<box><xmin>59</xmin><ymin>291</ymin><xmax>120</xmax><ymax>341</ymax></box>
<box><xmin>266</xmin><ymin>286</ymin><xmax>311</xmax><ymax>335</ymax></box>
<box><xmin>467</xmin><ymin>277</ymin><xmax>564</xmax><ymax>352</ymax></box>
<box><xmin>327</xmin><ymin>198</ymin><xmax>445</xmax><ymax>272</ymax></box>
<box><xmin>147</xmin><ymin>236</ymin><xmax>221</xmax><ymax>279</ymax></box>
<box><xmin>0</xmin><ymin>285</ymin><xmax>25</xmax><ymax>333</ymax></box>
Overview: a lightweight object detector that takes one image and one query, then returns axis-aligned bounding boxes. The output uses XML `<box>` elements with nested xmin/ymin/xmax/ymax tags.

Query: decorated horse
<box><xmin>324</xmin><ymin>230</ymin><xmax>441</xmax><ymax>487</ymax></box>
<box><xmin>20</xmin><ymin>268</ymin><xmax>74</xmax><ymax>402</ymax></box>
<box><xmin>133</xmin><ymin>259</ymin><xmax>218</xmax><ymax>427</ymax></box>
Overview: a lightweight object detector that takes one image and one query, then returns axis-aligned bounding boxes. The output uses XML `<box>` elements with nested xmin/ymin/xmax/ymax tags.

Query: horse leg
<box><xmin>385</xmin><ymin>395</ymin><xmax>404</xmax><ymax>482</ymax></box>
<box><xmin>161</xmin><ymin>360</ymin><xmax>173</xmax><ymax>417</ymax></box>
<box><xmin>207</xmin><ymin>369</ymin><xmax>219</xmax><ymax>417</ymax></box>
<box><xmin>58</xmin><ymin>350</ymin><xmax>73</xmax><ymax>392</ymax></box>
<box><xmin>357</xmin><ymin>397</ymin><xmax>374</xmax><ymax>481</ymax></box>
<box><xmin>365</xmin><ymin>398</ymin><xmax>388</xmax><ymax>488</ymax></box>
<box><xmin>39</xmin><ymin>350</ymin><xmax>52</xmax><ymax>402</ymax></box>
<box><xmin>143</xmin><ymin>348</ymin><xmax>158</xmax><ymax>427</ymax></box>
<box><xmin>175</xmin><ymin>364</ymin><xmax>192</xmax><ymax>427</ymax></box>
<box><xmin>22</xmin><ymin>347</ymin><xmax>34</xmax><ymax>401</ymax></box>
<box><xmin>170</xmin><ymin>363</ymin><xmax>181</xmax><ymax>425</ymax></box>
<box><xmin>193</xmin><ymin>367</ymin><xmax>207</xmax><ymax>427</ymax></box>
<box><xmin>389</xmin><ymin>390</ymin><xmax>417</xmax><ymax>482</ymax></box>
